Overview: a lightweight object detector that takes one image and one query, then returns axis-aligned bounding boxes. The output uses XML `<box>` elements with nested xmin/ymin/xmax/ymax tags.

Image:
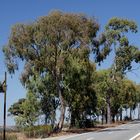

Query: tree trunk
<box><xmin>105</xmin><ymin>112</ymin><xmax>107</xmax><ymax>124</ymax></box>
<box><xmin>45</xmin><ymin>114</ymin><xmax>48</xmax><ymax>124</ymax></box>
<box><xmin>55</xmin><ymin>72</ymin><xmax>65</xmax><ymax>131</ymax></box>
<box><xmin>116</xmin><ymin>114</ymin><xmax>119</xmax><ymax>122</ymax></box>
<box><xmin>70</xmin><ymin>111</ymin><xmax>76</xmax><ymax>128</ymax></box>
<box><xmin>138</xmin><ymin>103</ymin><xmax>140</xmax><ymax>120</ymax></box>
<box><xmin>130</xmin><ymin>108</ymin><xmax>132</xmax><ymax>120</ymax></box>
<box><xmin>57</xmin><ymin>88</ymin><xmax>65</xmax><ymax>130</ymax></box>
<box><xmin>120</xmin><ymin>108</ymin><xmax>123</xmax><ymax>121</ymax></box>
<box><xmin>112</xmin><ymin>114</ymin><xmax>115</xmax><ymax>123</ymax></box>
<box><xmin>126</xmin><ymin>108</ymin><xmax>128</xmax><ymax>117</ymax></box>
<box><xmin>101</xmin><ymin>110</ymin><xmax>105</xmax><ymax>125</ymax></box>
<box><xmin>106</xmin><ymin>95</ymin><xmax>111</xmax><ymax>124</ymax></box>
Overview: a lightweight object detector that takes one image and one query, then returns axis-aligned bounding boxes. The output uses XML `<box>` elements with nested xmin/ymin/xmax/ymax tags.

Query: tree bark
<box><xmin>120</xmin><ymin>108</ymin><xmax>123</xmax><ymax>121</ymax></box>
<box><xmin>116</xmin><ymin>114</ymin><xmax>119</xmax><ymax>122</ymax></box>
<box><xmin>130</xmin><ymin>108</ymin><xmax>132</xmax><ymax>120</ymax></box>
<box><xmin>101</xmin><ymin>114</ymin><xmax>104</xmax><ymax>125</ymax></box>
<box><xmin>55</xmin><ymin>73</ymin><xmax>65</xmax><ymax>131</ymax></box>
<box><xmin>101</xmin><ymin>110</ymin><xmax>105</xmax><ymax>125</ymax></box>
<box><xmin>138</xmin><ymin>103</ymin><xmax>140</xmax><ymax>120</ymax></box>
<box><xmin>58</xmin><ymin>88</ymin><xmax>65</xmax><ymax>130</ymax></box>
<box><xmin>112</xmin><ymin>114</ymin><xmax>115</xmax><ymax>123</ymax></box>
<box><xmin>70</xmin><ymin>111</ymin><xmax>76</xmax><ymax>128</ymax></box>
<box><xmin>106</xmin><ymin>95</ymin><xmax>111</xmax><ymax>124</ymax></box>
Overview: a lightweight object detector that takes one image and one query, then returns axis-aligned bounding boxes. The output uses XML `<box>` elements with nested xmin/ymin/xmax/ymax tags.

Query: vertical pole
<box><xmin>3</xmin><ymin>72</ymin><xmax>7</xmax><ymax>140</ymax></box>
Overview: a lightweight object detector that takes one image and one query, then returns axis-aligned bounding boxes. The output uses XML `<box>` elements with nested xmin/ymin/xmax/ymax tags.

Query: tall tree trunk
<box><xmin>70</xmin><ymin>110</ymin><xmax>76</xmax><ymax>128</ymax></box>
<box><xmin>58</xmin><ymin>88</ymin><xmax>65</xmax><ymax>130</ymax></box>
<box><xmin>126</xmin><ymin>108</ymin><xmax>128</xmax><ymax>117</ymax></box>
<box><xmin>101</xmin><ymin>114</ymin><xmax>104</xmax><ymax>125</ymax></box>
<box><xmin>130</xmin><ymin>108</ymin><xmax>132</xmax><ymax>120</ymax></box>
<box><xmin>138</xmin><ymin>103</ymin><xmax>140</xmax><ymax>120</ymax></box>
<box><xmin>120</xmin><ymin>108</ymin><xmax>123</xmax><ymax>121</ymax></box>
<box><xmin>112</xmin><ymin>114</ymin><xmax>115</xmax><ymax>123</ymax></box>
<box><xmin>106</xmin><ymin>95</ymin><xmax>111</xmax><ymax>124</ymax></box>
<box><xmin>116</xmin><ymin>114</ymin><xmax>119</xmax><ymax>122</ymax></box>
<box><xmin>55</xmin><ymin>72</ymin><xmax>65</xmax><ymax>131</ymax></box>
<box><xmin>45</xmin><ymin>114</ymin><xmax>48</xmax><ymax>124</ymax></box>
<box><xmin>105</xmin><ymin>112</ymin><xmax>107</xmax><ymax>124</ymax></box>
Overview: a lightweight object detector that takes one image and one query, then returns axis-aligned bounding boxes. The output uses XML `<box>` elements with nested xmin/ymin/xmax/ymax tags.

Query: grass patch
<box><xmin>24</xmin><ymin>125</ymin><xmax>53</xmax><ymax>138</ymax></box>
<box><xmin>0</xmin><ymin>132</ymin><xmax>17</xmax><ymax>140</ymax></box>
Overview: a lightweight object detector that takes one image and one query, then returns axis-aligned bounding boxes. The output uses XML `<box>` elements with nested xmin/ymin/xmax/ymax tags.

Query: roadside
<box><xmin>28</xmin><ymin>121</ymin><xmax>129</xmax><ymax>140</ymax></box>
<box><xmin>3</xmin><ymin>121</ymin><xmax>132</xmax><ymax>140</ymax></box>
<box><xmin>36</xmin><ymin>121</ymin><xmax>140</xmax><ymax>140</ymax></box>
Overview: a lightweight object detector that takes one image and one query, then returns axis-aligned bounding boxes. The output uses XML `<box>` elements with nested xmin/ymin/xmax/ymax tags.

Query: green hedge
<box><xmin>24</xmin><ymin>125</ymin><xmax>53</xmax><ymax>138</ymax></box>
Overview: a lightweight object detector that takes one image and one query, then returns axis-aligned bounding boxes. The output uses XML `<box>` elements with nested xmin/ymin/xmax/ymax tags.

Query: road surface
<box><xmin>42</xmin><ymin>121</ymin><xmax>140</xmax><ymax>140</ymax></box>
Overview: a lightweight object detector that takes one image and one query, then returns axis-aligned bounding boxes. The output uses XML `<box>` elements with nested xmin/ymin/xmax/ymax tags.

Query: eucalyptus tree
<box><xmin>95</xmin><ymin>69</ymin><xmax>118</xmax><ymax>124</ymax></box>
<box><xmin>136</xmin><ymin>84</ymin><xmax>140</xmax><ymax>120</ymax></box>
<box><xmin>102</xmin><ymin>17</ymin><xmax>139</xmax><ymax>124</ymax></box>
<box><xmin>64</xmin><ymin>50</ymin><xmax>97</xmax><ymax>128</ymax></box>
<box><xmin>122</xmin><ymin>79</ymin><xmax>137</xmax><ymax>120</ymax></box>
<box><xmin>3</xmin><ymin>11</ymin><xmax>106</xmax><ymax>130</ymax></box>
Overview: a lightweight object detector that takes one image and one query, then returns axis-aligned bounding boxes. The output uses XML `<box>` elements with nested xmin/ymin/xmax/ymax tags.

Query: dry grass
<box><xmin>0</xmin><ymin>132</ymin><xmax>17</xmax><ymax>140</ymax></box>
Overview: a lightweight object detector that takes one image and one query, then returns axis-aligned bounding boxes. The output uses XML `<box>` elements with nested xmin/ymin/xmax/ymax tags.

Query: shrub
<box><xmin>24</xmin><ymin>125</ymin><xmax>52</xmax><ymax>138</ymax></box>
<box><xmin>124</xmin><ymin>116</ymin><xmax>131</xmax><ymax>121</ymax></box>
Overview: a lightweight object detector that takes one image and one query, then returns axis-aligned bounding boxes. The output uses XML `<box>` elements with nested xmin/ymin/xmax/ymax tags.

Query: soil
<box><xmin>47</xmin><ymin>121</ymin><xmax>128</xmax><ymax>138</ymax></box>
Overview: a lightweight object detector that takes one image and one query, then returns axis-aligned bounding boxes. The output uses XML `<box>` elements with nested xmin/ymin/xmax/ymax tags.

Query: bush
<box><xmin>124</xmin><ymin>116</ymin><xmax>131</xmax><ymax>121</ymax></box>
<box><xmin>0</xmin><ymin>132</ymin><xmax>17</xmax><ymax>140</ymax></box>
<box><xmin>24</xmin><ymin>125</ymin><xmax>53</xmax><ymax>138</ymax></box>
<box><xmin>74</xmin><ymin>119</ymin><xmax>96</xmax><ymax>128</ymax></box>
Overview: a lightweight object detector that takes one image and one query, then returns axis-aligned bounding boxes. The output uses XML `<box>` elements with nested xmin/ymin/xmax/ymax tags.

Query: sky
<box><xmin>0</xmin><ymin>0</ymin><xmax>140</xmax><ymax>126</ymax></box>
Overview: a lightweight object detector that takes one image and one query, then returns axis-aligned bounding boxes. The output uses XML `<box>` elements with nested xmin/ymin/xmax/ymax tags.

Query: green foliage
<box><xmin>95</xmin><ymin>69</ymin><xmax>138</xmax><ymax>123</ymax></box>
<box><xmin>115</xmin><ymin>45</ymin><xmax>138</xmax><ymax>73</ymax></box>
<box><xmin>64</xmin><ymin>51</ymin><xmax>97</xmax><ymax>127</ymax></box>
<box><xmin>4</xmin><ymin>11</ymin><xmax>140</xmax><ymax>130</ymax></box>
<box><xmin>105</xmin><ymin>17</ymin><xmax>138</xmax><ymax>74</ymax></box>
<box><xmin>0</xmin><ymin>81</ymin><xmax>5</xmax><ymax>93</ymax></box>
<box><xmin>8</xmin><ymin>98</ymin><xmax>25</xmax><ymax>116</ymax></box>
<box><xmin>136</xmin><ymin>84</ymin><xmax>140</xmax><ymax>102</ymax></box>
<box><xmin>3</xmin><ymin>10</ymin><xmax>101</xmax><ymax>130</ymax></box>
<box><xmin>3</xmin><ymin>11</ymin><xmax>99</xmax><ymax>75</ymax></box>
<box><xmin>122</xmin><ymin>79</ymin><xmax>137</xmax><ymax>109</ymax></box>
<box><xmin>8</xmin><ymin>91</ymin><xmax>40</xmax><ymax>128</ymax></box>
<box><xmin>105</xmin><ymin>17</ymin><xmax>137</xmax><ymax>33</ymax></box>
<box><xmin>135</xmin><ymin>51</ymin><xmax>140</xmax><ymax>63</ymax></box>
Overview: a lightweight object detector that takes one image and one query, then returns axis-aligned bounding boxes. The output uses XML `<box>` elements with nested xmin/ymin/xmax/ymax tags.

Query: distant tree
<box><xmin>136</xmin><ymin>84</ymin><xmax>140</xmax><ymax>120</ymax></box>
<box><xmin>8</xmin><ymin>98</ymin><xmax>26</xmax><ymax>116</ymax></box>
<box><xmin>95</xmin><ymin>69</ymin><xmax>114</xmax><ymax>124</ymax></box>
<box><xmin>122</xmin><ymin>79</ymin><xmax>137</xmax><ymax>120</ymax></box>
<box><xmin>102</xmin><ymin>17</ymin><xmax>138</xmax><ymax>124</ymax></box>
<box><xmin>8</xmin><ymin>91</ymin><xmax>40</xmax><ymax>128</ymax></box>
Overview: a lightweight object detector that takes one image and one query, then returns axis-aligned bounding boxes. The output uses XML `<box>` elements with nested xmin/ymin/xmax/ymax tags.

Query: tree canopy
<box><xmin>3</xmin><ymin>11</ymin><xmax>140</xmax><ymax>130</ymax></box>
